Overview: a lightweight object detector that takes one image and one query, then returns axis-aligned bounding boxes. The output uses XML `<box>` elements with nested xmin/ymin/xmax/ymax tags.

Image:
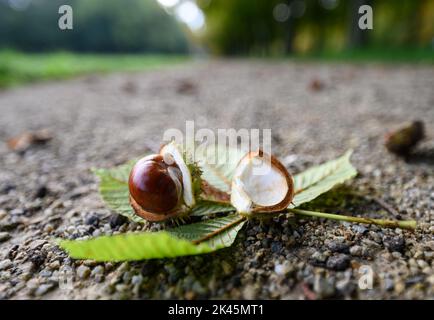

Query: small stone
<box><xmin>43</xmin><ymin>224</ymin><xmax>54</xmax><ymax>233</ymax></box>
<box><xmin>34</xmin><ymin>186</ymin><xmax>49</xmax><ymax>199</ymax></box>
<box><xmin>122</xmin><ymin>271</ymin><xmax>132</xmax><ymax>283</ymax></box>
<box><xmin>30</xmin><ymin>252</ymin><xmax>46</xmax><ymax>268</ymax></box>
<box><xmin>242</xmin><ymin>284</ymin><xmax>257</xmax><ymax>300</ymax></box>
<box><xmin>369</xmin><ymin>231</ymin><xmax>382</xmax><ymax>243</ymax></box>
<box><xmin>274</xmin><ymin>262</ymin><xmax>292</xmax><ymax>276</ymax></box>
<box><xmin>310</xmin><ymin>251</ymin><xmax>328</xmax><ymax>267</ymax></box>
<box><xmin>48</xmin><ymin>261</ymin><xmax>60</xmax><ymax>270</ymax></box>
<box><xmin>66</xmin><ymin>226</ymin><xmax>76</xmax><ymax>234</ymax></box>
<box><xmin>7</xmin><ymin>244</ymin><xmax>19</xmax><ymax>260</ymax></box>
<box><xmin>221</xmin><ymin>260</ymin><xmax>233</xmax><ymax>275</ymax></box>
<box><xmin>34</xmin><ymin>283</ymin><xmax>55</xmax><ymax>296</ymax></box>
<box><xmin>0</xmin><ymin>232</ymin><xmax>11</xmax><ymax>242</ymax></box>
<box><xmin>85</xmin><ymin>214</ymin><xmax>100</xmax><ymax>227</ymax></box>
<box><xmin>0</xmin><ymin>210</ymin><xmax>7</xmax><ymax>220</ymax></box>
<box><xmin>92</xmin><ymin>229</ymin><xmax>101</xmax><ymax>237</ymax></box>
<box><xmin>131</xmin><ymin>275</ymin><xmax>143</xmax><ymax>286</ymax></box>
<box><xmin>76</xmin><ymin>265</ymin><xmax>91</xmax><ymax>279</ymax></box>
<box><xmin>395</xmin><ymin>281</ymin><xmax>405</xmax><ymax>294</ymax></box>
<box><xmin>10</xmin><ymin>208</ymin><xmax>25</xmax><ymax>216</ymax></box>
<box><xmin>26</xmin><ymin>279</ymin><xmax>39</xmax><ymax>290</ymax></box>
<box><xmin>405</xmin><ymin>275</ymin><xmax>425</xmax><ymax>286</ymax></box>
<box><xmin>191</xmin><ymin>281</ymin><xmax>206</xmax><ymax>295</ymax></box>
<box><xmin>384</xmin><ymin>236</ymin><xmax>405</xmax><ymax>253</ymax></box>
<box><xmin>270</xmin><ymin>241</ymin><xmax>283</xmax><ymax>253</ymax></box>
<box><xmin>422</xmin><ymin>266</ymin><xmax>431</xmax><ymax>274</ymax></box>
<box><xmin>39</xmin><ymin>270</ymin><xmax>52</xmax><ymax>277</ymax></box>
<box><xmin>141</xmin><ymin>262</ymin><xmax>158</xmax><ymax>277</ymax></box>
<box><xmin>256</xmin><ymin>233</ymin><xmax>265</xmax><ymax>240</ymax></box>
<box><xmin>109</xmin><ymin>214</ymin><xmax>127</xmax><ymax>229</ymax></box>
<box><xmin>352</xmin><ymin>225</ymin><xmax>368</xmax><ymax>235</ymax></box>
<box><xmin>384</xmin><ymin>278</ymin><xmax>394</xmax><ymax>291</ymax></box>
<box><xmin>362</xmin><ymin>239</ymin><xmax>381</xmax><ymax>250</ymax></box>
<box><xmin>424</xmin><ymin>251</ymin><xmax>433</xmax><ymax>260</ymax></box>
<box><xmin>417</xmin><ymin>259</ymin><xmax>428</xmax><ymax>268</ymax></box>
<box><xmin>0</xmin><ymin>259</ymin><xmax>13</xmax><ymax>270</ymax></box>
<box><xmin>0</xmin><ymin>221</ymin><xmax>20</xmax><ymax>231</ymax></box>
<box><xmin>115</xmin><ymin>284</ymin><xmax>128</xmax><ymax>292</ymax></box>
<box><xmin>391</xmin><ymin>252</ymin><xmax>402</xmax><ymax>259</ymax></box>
<box><xmin>349</xmin><ymin>245</ymin><xmax>363</xmax><ymax>256</ymax></box>
<box><xmin>413</xmin><ymin>250</ymin><xmax>424</xmax><ymax>259</ymax></box>
<box><xmin>29</xmin><ymin>239</ymin><xmax>48</xmax><ymax>250</ymax></box>
<box><xmin>261</xmin><ymin>238</ymin><xmax>270</xmax><ymax>248</ymax></box>
<box><xmin>91</xmin><ymin>265</ymin><xmax>104</xmax><ymax>277</ymax></box>
<box><xmin>327</xmin><ymin>241</ymin><xmax>350</xmax><ymax>254</ymax></box>
<box><xmin>326</xmin><ymin>254</ymin><xmax>350</xmax><ymax>271</ymax></box>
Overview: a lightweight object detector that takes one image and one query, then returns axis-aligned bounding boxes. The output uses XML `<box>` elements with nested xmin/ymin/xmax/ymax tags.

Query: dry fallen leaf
<box><xmin>309</xmin><ymin>78</ymin><xmax>325</xmax><ymax>92</ymax></box>
<box><xmin>7</xmin><ymin>129</ymin><xmax>52</xmax><ymax>152</ymax></box>
<box><xmin>384</xmin><ymin>120</ymin><xmax>425</xmax><ymax>156</ymax></box>
<box><xmin>177</xmin><ymin>79</ymin><xmax>197</xmax><ymax>95</ymax></box>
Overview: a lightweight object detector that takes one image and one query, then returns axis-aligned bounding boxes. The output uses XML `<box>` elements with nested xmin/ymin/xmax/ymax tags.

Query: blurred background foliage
<box><xmin>0</xmin><ymin>0</ymin><xmax>432</xmax><ymax>56</ymax></box>
<box><xmin>0</xmin><ymin>0</ymin><xmax>432</xmax><ymax>87</ymax></box>
<box><xmin>0</xmin><ymin>0</ymin><xmax>189</xmax><ymax>53</ymax></box>
<box><xmin>198</xmin><ymin>0</ymin><xmax>434</xmax><ymax>55</ymax></box>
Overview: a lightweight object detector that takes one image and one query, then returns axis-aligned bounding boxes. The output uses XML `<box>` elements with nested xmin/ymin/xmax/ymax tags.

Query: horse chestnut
<box><xmin>129</xmin><ymin>154</ymin><xmax>183</xmax><ymax>221</ymax></box>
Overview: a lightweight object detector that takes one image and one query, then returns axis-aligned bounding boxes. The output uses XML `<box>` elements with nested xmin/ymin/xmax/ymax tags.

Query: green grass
<box><xmin>0</xmin><ymin>51</ymin><xmax>188</xmax><ymax>88</ymax></box>
<box><xmin>1</xmin><ymin>48</ymin><xmax>431</xmax><ymax>88</ymax></box>
<box><xmin>292</xmin><ymin>47</ymin><xmax>434</xmax><ymax>63</ymax></box>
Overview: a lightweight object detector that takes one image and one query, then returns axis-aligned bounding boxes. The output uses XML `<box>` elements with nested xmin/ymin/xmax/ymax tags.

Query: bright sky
<box><xmin>157</xmin><ymin>0</ymin><xmax>179</xmax><ymax>7</ymax></box>
<box><xmin>157</xmin><ymin>0</ymin><xmax>205</xmax><ymax>31</ymax></box>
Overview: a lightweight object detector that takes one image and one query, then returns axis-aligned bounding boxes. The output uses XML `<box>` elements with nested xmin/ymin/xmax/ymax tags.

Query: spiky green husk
<box><xmin>180</xmin><ymin>147</ymin><xmax>203</xmax><ymax>201</ymax></box>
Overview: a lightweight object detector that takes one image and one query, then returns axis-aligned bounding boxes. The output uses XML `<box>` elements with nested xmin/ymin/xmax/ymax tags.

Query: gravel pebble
<box><xmin>77</xmin><ymin>265</ymin><xmax>91</xmax><ymax>279</ymax></box>
<box><xmin>131</xmin><ymin>275</ymin><xmax>143</xmax><ymax>286</ymax></box>
<box><xmin>352</xmin><ymin>225</ymin><xmax>368</xmax><ymax>235</ymax></box>
<box><xmin>34</xmin><ymin>283</ymin><xmax>55</xmax><ymax>297</ymax></box>
<box><xmin>85</xmin><ymin>214</ymin><xmax>100</xmax><ymax>227</ymax></box>
<box><xmin>310</xmin><ymin>251</ymin><xmax>328</xmax><ymax>266</ymax></box>
<box><xmin>384</xmin><ymin>236</ymin><xmax>406</xmax><ymax>253</ymax></box>
<box><xmin>274</xmin><ymin>262</ymin><xmax>292</xmax><ymax>276</ymax></box>
<box><xmin>326</xmin><ymin>254</ymin><xmax>350</xmax><ymax>271</ymax></box>
<box><xmin>0</xmin><ymin>232</ymin><xmax>10</xmax><ymax>242</ymax></box>
<box><xmin>327</xmin><ymin>241</ymin><xmax>350</xmax><ymax>254</ymax></box>
<box><xmin>0</xmin><ymin>259</ymin><xmax>13</xmax><ymax>271</ymax></box>
<box><xmin>91</xmin><ymin>265</ymin><xmax>104</xmax><ymax>276</ymax></box>
<box><xmin>48</xmin><ymin>261</ymin><xmax>60</xmax><ymax>270</ymax></box>
<box><xmin>350</xmin><ymin>245</ymin><xmax>361</xmax><ymax>254</ymax></box>
<box><xmin>109</xmin><ymin>214</ymin><xmax>128</xmax><ymax>229</ymax></box>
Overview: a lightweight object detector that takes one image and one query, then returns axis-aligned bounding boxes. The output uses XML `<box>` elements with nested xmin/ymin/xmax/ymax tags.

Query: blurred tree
<box><xmin>0</xmin><ymin>0</ymin><xmax>190</xmax><ymax>53</ymax></box>
<box><xmin>198</xmin><ymin>0</ymin><xmax>433</xmax><ymax>56</ymax></box>
<box><xmin>347</xmin><ymin>0</ymin><xmax>372</xmax><ymax>49</ymax></box>
<box><xmin>198</xmin><ymin>0</ymin><xmax>279</xmax><ymax>55</ymax></box>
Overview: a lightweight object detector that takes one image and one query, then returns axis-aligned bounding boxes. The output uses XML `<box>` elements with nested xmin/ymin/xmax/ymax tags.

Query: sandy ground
<box><xmin>0</xmin><ymin>60</ymin><xmax>433</xmax><ymax>299</ymax></box>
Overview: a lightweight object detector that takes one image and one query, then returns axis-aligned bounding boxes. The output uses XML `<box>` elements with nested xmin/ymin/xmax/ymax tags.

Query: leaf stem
<box><xmin>289</xmin><ymin>209</ymin><xmax>417</xmax><ymax>230</ymax></box>
<box><xmin>347</xmin><ymin>191</ymin><xmax>400</xmax><ymax>217</ymax></box>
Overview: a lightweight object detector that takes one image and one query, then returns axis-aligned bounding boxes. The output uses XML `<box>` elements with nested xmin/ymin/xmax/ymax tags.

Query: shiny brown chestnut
<box><xmin>128</xmin><ymin>154</ymin><xmax>183</xmax><ymax>222</ymax></box>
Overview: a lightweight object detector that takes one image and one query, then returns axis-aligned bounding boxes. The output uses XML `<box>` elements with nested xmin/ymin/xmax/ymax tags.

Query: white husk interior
<box><xmin>161</xmin><ymin>143</ymin><xmax>195</xmax><ymax>207</ymax></box>
<box><xmin>231</xmin><ymin>155</ymin><xmax>288</xmax><ymax>213</ymax></box>
<box><xmin>167</xmin><ymin>166</ymin><xmax>183</xmax><ymax>204</ymax></box>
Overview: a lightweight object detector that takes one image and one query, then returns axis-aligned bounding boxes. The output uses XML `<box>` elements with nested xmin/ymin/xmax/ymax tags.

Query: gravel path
<box><xmin>0</xmin><ymin>60</ymin><xmax>433</xmax><ymax>299</ymax></box>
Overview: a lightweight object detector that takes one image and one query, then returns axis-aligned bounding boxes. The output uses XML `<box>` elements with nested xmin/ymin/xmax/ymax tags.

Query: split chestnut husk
<box><xmin>230</xmin><ymin>150</ymin><xmax>294</xmax><ymax>216</ymax></box>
